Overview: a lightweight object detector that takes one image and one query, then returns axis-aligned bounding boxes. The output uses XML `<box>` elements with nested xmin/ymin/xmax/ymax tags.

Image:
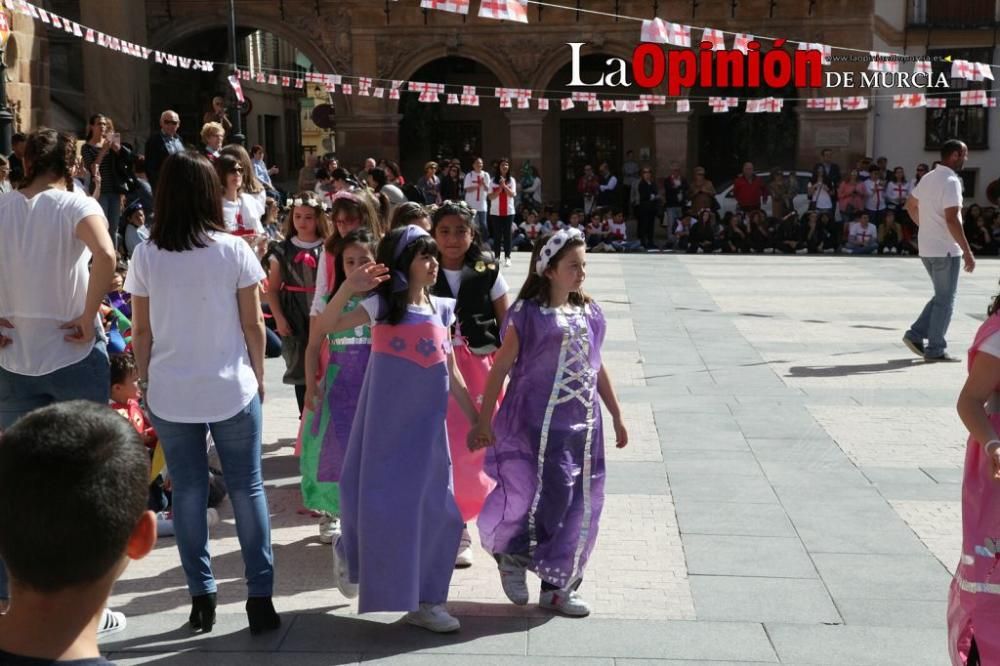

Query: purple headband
<box><xmin>392</xmin><ymin>224</ymin><xmax>431</xmax><ymax>292</ymax></box>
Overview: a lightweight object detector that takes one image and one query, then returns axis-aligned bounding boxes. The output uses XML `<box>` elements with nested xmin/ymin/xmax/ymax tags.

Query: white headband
<box><xmin>535</xmin><ymin>228</ymin><xmax>584</xmax><ymax>277</ymax></box>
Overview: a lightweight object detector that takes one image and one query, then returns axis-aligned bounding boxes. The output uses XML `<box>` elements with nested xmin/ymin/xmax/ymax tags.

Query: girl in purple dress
<box><xmin>470</xmin><ymin>228</ymin><xmax>629</xmax><ymax>617</ymax></box>
<box><xmin>310</xmin><ymin>225</ymin><xmax>479</xmax><ymax>633</ymax></box>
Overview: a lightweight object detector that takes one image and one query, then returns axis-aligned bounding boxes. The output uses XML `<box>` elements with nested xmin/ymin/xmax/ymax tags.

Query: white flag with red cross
<box><xmin>478</xmin><ymin>0</ymin><xmax>527</xmax><ymax>23</ymax></box>
<box><xmin>537</xmin><ymin>98</ymin><xmax>549</xmax><ymax>110</ymax></box>
<box><xmin>420</xmin><ymin>0</ymin><xmax>470</xmax><ymax>14</ymax></box>
<box><xmin>700</xmin><ymin>28</ymin><xmax>725</xmax><ymax>51</ymax></box>
<box><xmin>842</xmin><ymin>96</ymin><xmax>868</xmax><ymax>110</ymax></box>
<box><xmin>676</xmin><ymin>99</ymin><xmax>690</xmax><ymax>113</ymax></box>
<box><xmin>733</xmin><ymin>33</ymin><xmax>754</xmax><ymax>55</ymax></box>
<box><xmin>227</xmin><ymin>75</ymin><xmax>245</xmax><ymax>104</ymax></box>
<box><xmin>561</xmin><ymin>98</ymin><xmax>574</xmax><ymax>111</ymax></box>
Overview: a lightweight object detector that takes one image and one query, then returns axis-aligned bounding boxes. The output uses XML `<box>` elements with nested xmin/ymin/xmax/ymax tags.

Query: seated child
<box><xmin>514</xmin><ymin>210</ymin><xmax>547</xmax><ymax>251</ymax></box>
<box><xmin>545</xmin><ymin>207</ymin><xmax>565</xmax><ymax>230</ymax></box>
<box><xmin>606</xmin><ymin>210</ymin><xmax>643</xmax><ymax>252</ymax></box>
<box><xmin>585</xmin><ymin>211</ymin><xmax>608</xmax><ymax>249</ymax></box>
<box><xmin>103</xmin><ymin>263</ymin><xmax>132</xmax><ymax>354</ymax></box>
<box><xmin>122</xmin><ymin>200</ymin><xmax>149</xmax><ymax>260</ymax></box>
<box><xmin>0</xmin><ymin>401</ymin><xmax>157</xmax><ymax>662</ymax></box>
<box><xmin>566</xmin><ymin>209</ymin><xmax>585</xmax><ymax>233</ymax></box>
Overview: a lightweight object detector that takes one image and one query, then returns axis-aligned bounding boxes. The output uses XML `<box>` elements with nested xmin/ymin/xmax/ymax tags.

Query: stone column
<box><xmin>507</xmin><ymin>109</ymin><xmax>545</xmax><ymax>170</ymax></box>
<box><xmin>334</xmin><ymin>113</ymin><xmax>402</xmax><ymax>171</ymax></box>
<box><xmin>80</xmin><ymin>0</ymin><xmax>150</xmax><ymax>144</ymax></box>
<box><xmin>651</xmin><ymin>109</ymin><xmax>690</xmax><ymax>175</ymax></box>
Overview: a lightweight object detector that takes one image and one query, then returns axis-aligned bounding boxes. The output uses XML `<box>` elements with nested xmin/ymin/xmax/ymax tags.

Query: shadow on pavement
<box><xmin>785</xmin><ymin>358</ymin><xmax>923</xmax><ymax>378</ymax></box>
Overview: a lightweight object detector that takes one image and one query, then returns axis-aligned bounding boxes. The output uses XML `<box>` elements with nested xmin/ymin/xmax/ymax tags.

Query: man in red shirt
<box><xmin>732</xmin><ymin>162</ymin><xmax>769</xmax><ymax>213</ymax></box>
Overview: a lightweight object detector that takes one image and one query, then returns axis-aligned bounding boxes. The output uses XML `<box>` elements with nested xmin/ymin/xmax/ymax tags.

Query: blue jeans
<box><xmin>906</xmin><ymin>256</ymin><xmax>961</xmax><ymax>358</ymax></box>
<box><xmin>0</xmin><ymin>339</ymin><xmax>110</xmax><ymax>600</ymax></box>
<box><xmin>475</xmin><ymin>211</ymin><xmax>489</xmax><ymax>246</ymax></box>
<box><xmin>148</xmin><ymin>395</ymin><xmax>274</xmax><ymax>597</ymax></box>
<box><xmin>98</xmin><ymin>192</ymin><xmax>121</xmax><ymax>242</ymax></box>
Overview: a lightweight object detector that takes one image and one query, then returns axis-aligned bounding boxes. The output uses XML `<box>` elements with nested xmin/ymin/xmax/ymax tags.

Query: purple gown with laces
<box><xmin>477</xmin><ymin>298</ymin><xmax>607</xmax><ymax>590</ymax></box>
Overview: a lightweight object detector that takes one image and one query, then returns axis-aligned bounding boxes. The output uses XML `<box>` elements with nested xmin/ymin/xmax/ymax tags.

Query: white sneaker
<box><xmin>156</xmin><ymin>511</ymin><xmax>174</xmax><ymax>538</ymax></box>
<box><xmin>497</xmin><ymin>554</ymin><xmax>529</xmax><ymax>605</ymax></box>
<box><xmin>206</xmin><ymin>507</ymin><xmax>220</xmax><ymax>529</ymax></box>
<box><xmin>822</xmin><ymin>248</ymin><xmax>835</xmax><ymax>254</ymax></box>
<box><xmin>539</xmin><ymin>589</ymin><xmax>591</xmax><ymax>617</ymax></box>
<box><xmin>331</xmin><ymin>534</ymin><xmax>358</xmax><ymax>599</ymax></box>
<box><xmin>97</xmin><ymin>608</ymin><xmax>127</xmax><ymax>637</ymax></box>
<box><xmin>404</xmin><ymin>603</ymin><xmax>460</xmax><ymax>633</ymax></box>
<box><xmin>763</xmin><ymin>248</ymin><xmax>774</xmax><ymax>254</ymax></box>
<box><xmin>318</xmin><ymin>512</ymin><xmax>340</xmax><ymax>544</ymax></box>
<box><xmin>504</xmin><ymin>257</ymin><xmax>511</xmax><ymax>267</ymax></box>
<box><xmin>455</xmin><ymin>527</ymin><xmax>473</xmax><ymax>568</ymax></box>
<box><xmin>891</xmin><ymin>247</ymin><xmax>898</xmax><ymax>254</ymax></box>
<box><xmin>0</xmin><ymin>599</ymin><xmax>9</xmax><ymax>616</ymax></box>
<box><xmin>795</xmin><ymin>248</ymin><xmax>807</xmax><ymax>255</ymax></box>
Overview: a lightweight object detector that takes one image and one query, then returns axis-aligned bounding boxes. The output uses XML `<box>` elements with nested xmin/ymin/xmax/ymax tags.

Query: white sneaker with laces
<box><xmin>497</xmin><ymin>554</ymin><xmax>529</xmax><ymax>605</ymax></box>
<box><xmin>504</xmin><ymin>257</ymin><xmax>511</xmax><ymax>267</ymax></box>
<box><xmin>331</xmin><ymin>534</ymin><xmax>358</xmax><ymax>599</ymax></box>
<box><xmin>318</xmin><ymin>512</ymin><xmax>340</xmax><ymax>544</ymax></box>
<box><xmin>539</xmin><ymin>589</ymin><xmax>591</xmax><ymax>617</ymax></box>
<box><xmin>455</xmin><ymin>526</ymin><xmax>473</xmax><ymax>568</ymax></box>
<box><xmin>404</xmin><ymin>603</ymin><xmax>460</xmax><ymax>633</ymax></box>
<box><xmin>97</xmin><ymin>608</ymin><xmax>127</xmax><ymax>637</ymax></box>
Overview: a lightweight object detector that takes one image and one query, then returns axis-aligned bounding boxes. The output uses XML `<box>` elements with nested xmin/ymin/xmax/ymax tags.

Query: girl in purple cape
<box><xmin>311</xmin><ymin>224</ymin><xmax>479</xmax><ymax>634</ymax></box>
<box><xmin>470</xmin><ymin>228</ymin><xmax>628</xmax><ymax>617</ymax></box>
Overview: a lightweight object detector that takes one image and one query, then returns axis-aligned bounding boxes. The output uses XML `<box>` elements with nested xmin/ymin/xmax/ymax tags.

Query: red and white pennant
<box><xmin>478</xmin><ymin>0</ymin><xmax>527</xmax><ymax>23</ymax></box>
<box><xmin>419</xmin><ymin>0</ymin><xmax>470</xmax><ymax>14</ymax></box>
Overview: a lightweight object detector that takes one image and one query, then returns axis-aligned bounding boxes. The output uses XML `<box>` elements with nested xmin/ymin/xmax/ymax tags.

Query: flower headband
<box><xmin>286</xmin><ymin>195</ymin><xmax>329</xmax><ymax>212</ymax></box>
<box><xmin>535</xmin><ymin>228</ymin><xmax>583</xmax><ymax>277</ymax></box>
<box><xmin>329</xmin><ymin>190</ymin><xmax>362</xmax><ymax>205</ymax></box>
<box><xmin>392</xmin><ymin>225</ymin><xmax>431</xmax><ymax>293</ymax></box>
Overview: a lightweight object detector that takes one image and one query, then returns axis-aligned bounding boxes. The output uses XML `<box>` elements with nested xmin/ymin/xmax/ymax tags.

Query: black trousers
<box><xmin>489</xmin><ymin>214</ymin><xmax>513</xmax><ymax>259</ymax></box>
<box><xmin>638</xmin><ymin>205</ymin><xmax>657</xmax><ymax>247</ymax></box>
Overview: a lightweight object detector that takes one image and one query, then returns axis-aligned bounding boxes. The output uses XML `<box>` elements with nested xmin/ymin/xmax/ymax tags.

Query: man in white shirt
<box><xmin>463</xmin><ymin>157</ymin><xmax>491</xmax><ymax>241</ymax></box>
<box><xmin>903</xmin><ymin>140</ymin><xmax>975</xmax><ymax>362</ymax></box>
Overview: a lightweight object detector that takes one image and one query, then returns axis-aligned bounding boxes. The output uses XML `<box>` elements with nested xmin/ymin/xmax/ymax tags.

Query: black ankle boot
<box><xmin>246</xmin><ymin>596</ymin><xmax>281</xmax><ymax>635</ymax></box>
<box><xmin>189</xmin><ymin>593</ymin><xmax>216</xmax><ymax>632</ymax></box>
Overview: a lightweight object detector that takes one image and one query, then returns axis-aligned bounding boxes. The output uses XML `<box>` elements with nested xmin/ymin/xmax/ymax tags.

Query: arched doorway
<box><xmin>149</xmin><ymin>25</ymin><xmax>322</xmax><ymax>180</ymax></box>
<box><xmin>397</xmin><ymin>56</ymin><xmax>507</xmax><ymax>179</ymax></box>
<box><xmin>542</xmin><ymin>53</ymin><xmax>654</xmax><ymax>210</ymax></box>
<box><xmin>687</xmin><ymin>82</ymin><xmax>799</xmax><ymax>184</ymax></box>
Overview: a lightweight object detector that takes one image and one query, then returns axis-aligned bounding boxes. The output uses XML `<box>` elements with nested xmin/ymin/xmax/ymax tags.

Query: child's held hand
<box><xmin>467</xmin><ymin>424</ymin><xmax>495</xmax><ymax>451</ymax></box>
<box><xmin>346</xmin><ymin>262</ymin><xmax>390</xmax><ymax>293</ymax></box>
<box><xmin>613</xmin><ymin>417</ymin><xmax>629</xmax><ymax>449</ymax></box>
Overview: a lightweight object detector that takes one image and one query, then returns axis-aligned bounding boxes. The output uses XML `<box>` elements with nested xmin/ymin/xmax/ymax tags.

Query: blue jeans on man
<box><xmin>475</xmin><ymin>210</ymin><xmax>489</xmax><ymax>246</ymax></box>
<box><xmin>0</xmin><ymin>339</ymin><xmax>110</xmax><ymax>601</ymax></box>
<box><xmin>147</xmin><ymin>395</ymin><xmax>274</xmax><ymax>598</ymax></box>
<box><xmin>905</xmin><ymin>256</ymin><xmax>961</xmax><ymax>358</ymax></box>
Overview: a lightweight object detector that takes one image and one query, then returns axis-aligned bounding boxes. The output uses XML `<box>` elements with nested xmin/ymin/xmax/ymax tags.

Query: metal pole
<box><xmin>228</xmin><ymin>0</ymin><xmax>245</xmax><ymax>145</ymax></box>
<box><xmin>0</xmin><ymin>44</ymin><xmax>12</xmax><ymax>155</ymax></box>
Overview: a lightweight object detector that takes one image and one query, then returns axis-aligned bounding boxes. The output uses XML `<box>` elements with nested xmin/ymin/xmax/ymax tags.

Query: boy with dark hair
<box><xmin>0</xmin><ymin>401</ymin><xmax>156</xmax><ymax>664</ymax></box>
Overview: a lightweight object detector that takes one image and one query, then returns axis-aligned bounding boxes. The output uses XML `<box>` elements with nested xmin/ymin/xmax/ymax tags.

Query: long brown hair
<box><xmin>150</xmin><ymin>151</ymin><xmax>225</xmax><ymax>251</ymax></box>
<box><xmin>323</xmin><ymin>190</ymin><xmax>383</xmax><ymax>254</ymax></box>
<box><xmin>989</xmin><ymin>280</ymin><xmax>1000</xmax><ymax>317</ymax></box>
<box><xmin>220</xmin><ymin>144</ymin><xmax>263</xmax><ymax>194</ymax></box>
<box><xmin>20</xmin><ymin>129</ymin><xmax>76</xmax><ymax>191</ymax></box>
<box><xmin>517</xmin><ymin>233</ymin><xmax>591</xmax><ymax>307</ymax></box>
<box><xmin>281</xmin><ymin>192</ymin><xmax>331</xmax><ymax>239</ymax></box>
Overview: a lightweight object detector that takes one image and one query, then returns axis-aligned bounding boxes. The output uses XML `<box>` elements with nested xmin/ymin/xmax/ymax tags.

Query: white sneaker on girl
<box><xmin>318</xmin><ymin>512</ymin><xmax>340</xmax><ymax>544</ymax></box>
<box><xmin>97</xmin><ymin>608</ymin><xmax>127</xmax><ymax>636</ymax></box>
<box><xmin>497</xmin><ymin>554</ymin><xmax>529</xmax><ymax>605</ymax></box>
<box><xmin>404</xmin><ymin>603</ymin><xmax>461</xmax><ymax>633</ymax></box>
<box><xmin>455</xmin><ymin>526</ymin><xmax>473</xmax><ymax>568</ymax></box>
<box><xmin>331</xmin><ymin>534</ymin><xmax>358</xmax><ymax>599</ymax></box>
<box><xmin>539</xmin><ymin>589</ymin><xmax>591</xmax><ymax>617</ymax></box>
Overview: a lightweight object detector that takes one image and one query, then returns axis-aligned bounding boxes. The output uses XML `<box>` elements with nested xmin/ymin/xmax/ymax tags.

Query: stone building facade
<box><xmin>11</xmin><ymin>1</ymin><xmax>990</xmax><ymax>204</ymax></box>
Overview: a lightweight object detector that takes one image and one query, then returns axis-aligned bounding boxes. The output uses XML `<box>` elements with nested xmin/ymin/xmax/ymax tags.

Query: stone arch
<box><xmin>388</xmin><ymin>43</ymin><xmax>520</xmax><ymax>91</ymax></box>
<box><xmin>148</xmin><ymin>13</ymin><xmax>352</xmax><ymax>116</ymax></box>
<box><xmin>530</xmin><ymin>40</ymin><xmax>637</xmax><ymax>95</ymax></box>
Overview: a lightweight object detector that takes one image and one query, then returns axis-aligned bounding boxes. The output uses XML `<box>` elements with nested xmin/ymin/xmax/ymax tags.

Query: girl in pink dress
<box><xmin>431</xmin><ymin>201</ymin><xmax>509</xmax><ymax>567</ymax></box>
<box><xmin>948</xmin><ymin>286</ymin><xmax>1000</xmax><ymax>665</ymax></box>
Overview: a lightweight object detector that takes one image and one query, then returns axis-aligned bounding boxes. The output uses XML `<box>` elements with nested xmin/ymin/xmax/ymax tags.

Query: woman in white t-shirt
<box><xmin>216</xmin><ymin>153</ymin><xmax>265</xmax><ymax>238</ymax></box>
<box><xmin>0</xmin><ymin>128</ymin><xmax>117</xmax><ymax>603</ymax></box>
<box><xmin>488</xmin><ymin>158</ymin><xmax>516</xmax><ymax>267</ymax></box>
<box><xmin>125</xmin><ymin>151</ymin><xmax>280</xmax><ymax>636</ymax></box>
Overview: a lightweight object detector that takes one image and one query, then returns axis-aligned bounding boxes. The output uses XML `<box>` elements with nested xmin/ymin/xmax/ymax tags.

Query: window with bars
<box><xmin>924</xmin><ymin>47</ymin><xmax>992</xmax><ymax>150</ymax></box>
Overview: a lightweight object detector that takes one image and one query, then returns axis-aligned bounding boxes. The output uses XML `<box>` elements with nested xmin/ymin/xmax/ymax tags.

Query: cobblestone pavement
<box><xmin>102</xmin><ymin>254</ymin><xmax>999</xmax><ymax>664</ymax></box>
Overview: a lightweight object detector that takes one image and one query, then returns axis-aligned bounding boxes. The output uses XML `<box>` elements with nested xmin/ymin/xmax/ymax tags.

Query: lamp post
<box><xmin>227</xmin><ymin>0</ymin><xmax>245</xmax><ymax>145</ymax></box>
<box><xmin>0</xmin><ymin>12</ymin><xmax>13</xmax><ymax>156</ymax></box>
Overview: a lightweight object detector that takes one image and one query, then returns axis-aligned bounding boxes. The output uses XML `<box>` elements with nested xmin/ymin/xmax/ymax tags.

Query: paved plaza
<box><xmin>100</xmin><ymin>254</ymin><xmax>1000</xmax><ymax>664</ymax></box>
